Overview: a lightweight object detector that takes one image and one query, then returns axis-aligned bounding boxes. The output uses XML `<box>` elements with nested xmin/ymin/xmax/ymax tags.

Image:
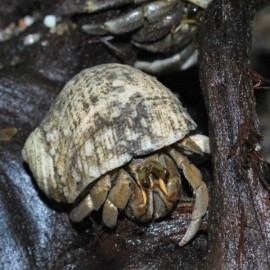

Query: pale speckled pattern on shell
<box><xmin>22</xmin><ymin>64</ymin><xmax>196</xmax><ymax>203</ymax></box>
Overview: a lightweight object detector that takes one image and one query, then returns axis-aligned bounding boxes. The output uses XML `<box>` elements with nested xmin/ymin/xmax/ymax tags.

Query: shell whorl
<box><xmin>22</xmin><ymin>128</ymin><xmax>66</xmax><ymax>201</ymax></box>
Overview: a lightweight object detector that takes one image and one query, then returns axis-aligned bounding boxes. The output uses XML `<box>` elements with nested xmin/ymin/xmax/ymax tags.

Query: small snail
<box><xmin>22</xmin><ymin>63</ymin><xmax>210</xmax><ymax>246</ymax></box>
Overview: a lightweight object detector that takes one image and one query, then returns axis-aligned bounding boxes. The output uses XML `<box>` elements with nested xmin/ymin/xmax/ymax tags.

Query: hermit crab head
<box><xmin>22</xmin><ymin>63</ymin><xmax>210</xmax><ymax>246</ymax></box>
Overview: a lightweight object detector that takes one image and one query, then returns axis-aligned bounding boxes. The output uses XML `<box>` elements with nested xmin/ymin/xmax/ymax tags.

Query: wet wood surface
<box><xmin>198</xmin><ymin>0</ymin><xmax>270</xmax><ymax>269</ymax></box>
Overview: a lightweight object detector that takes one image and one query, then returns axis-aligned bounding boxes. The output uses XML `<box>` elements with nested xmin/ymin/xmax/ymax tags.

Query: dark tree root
<box><xmin>198</xmin><ymin>1</ymin><xmax>270</xmax><ymax>269</ymax></box>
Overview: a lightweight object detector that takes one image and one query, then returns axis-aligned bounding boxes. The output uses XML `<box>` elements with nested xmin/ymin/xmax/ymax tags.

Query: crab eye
<box><xmin>163</xmin><ymin>168</ymin><xmax>170</xmax><ymax>179</ymax></box>
<box><xmin>187</xmin><ymin>5</ymin><xmax>200</xmax><ymax>20</ymax></box>
<box><xmin>141</xmin><ymin>178</ymin><xmax>151</xmax><ymax>189</ymax></box>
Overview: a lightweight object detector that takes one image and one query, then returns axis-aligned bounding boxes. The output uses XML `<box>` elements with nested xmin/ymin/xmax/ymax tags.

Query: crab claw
<box><xmin>178</xmin><ymin>181</ymin><xmax>208</xmax><ymax>246</ymax></box>
<box><xmin>168</xmin><ymin>148</ymin><xmax>209</xmax><ymax>246</ymax></box>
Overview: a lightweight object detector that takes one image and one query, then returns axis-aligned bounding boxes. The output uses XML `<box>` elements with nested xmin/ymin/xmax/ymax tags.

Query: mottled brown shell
<box><xmin>22</xmin><ymin>64</ymin><xmax>196</xmax><ymax>203</ymax></box>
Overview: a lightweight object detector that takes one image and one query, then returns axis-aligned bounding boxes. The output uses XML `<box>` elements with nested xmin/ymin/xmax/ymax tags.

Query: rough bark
<box><xmin>198</xmin><ymin>1</ymin><xmax>270</xmax><ymax>269</ymax></box>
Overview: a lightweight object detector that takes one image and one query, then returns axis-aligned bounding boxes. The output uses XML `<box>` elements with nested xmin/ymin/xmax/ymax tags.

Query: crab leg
<box><xmin>82</xmin><ymin>0</ymin><xmax>179</xmax><ymax>35</ymax></box>
<box><xmin>188</xmin><ymin>0</ymin><xmax>212</xmax><ymax>9</ymax></box>
<box><xmin>87</xmin><ymin>0</ymin><xmax>152</xmax><ymax>13</ymax></box>
<box><xmin>134</xmin><ymin>43</ymin><xmax>197</xmax><ymax>73</ymax></box>
<box><xmin>102</xmin><ymin>169</ymin><xmax>132</xmax><ymax>227</ymax></box>
<box><xmin>132</xmin><ymin>22</ymin><xmax>196</xmax><ymax>52</ymax></box>
<box><xmin>132</xmin><ymin>6</ymin><xmax>183</xmax><ymax>43</ymax></box>
<box><xmin>57</xmin><ymin>0</ymin><xmax>152</xmax><ymax>15</ymax></box>
<box><xmin>177</xmin><ymin>134</ymin><xmax>211</xmax><ymax>156</ymax></box>
<box><xmin>168</xmin><ymin>148</ymin><xmax>209</xmax><ymax>246</ymax></box>
<box><xmin>69</xmin><ymin>174</ymin><xmax>111</xmax><ymax>222</ymax></box>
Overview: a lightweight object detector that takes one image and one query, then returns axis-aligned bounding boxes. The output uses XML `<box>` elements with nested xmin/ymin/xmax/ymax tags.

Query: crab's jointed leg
<box><xmin>177</xmin><ymin>134</ymin><xmax>211</xmax><ymax>156</ymax></box>
<box><xmin>131</xmin><ymin>7</ymin><xmax>183</xmax><ymax>43</ymax></box>
<box><xmin>134</xmin><ymin>44</ymin><xmax>197</xmax><ymax>74</ymax></box>
<box><xmin>85</xmin><ymin>0</ymin><xmax>152</xmax><ymax>14</ymax></box>
<box><xmin>82</xmin><ymin>0</ymin><xmax>179</xmax><ymax>36</ymax></box>
<box><xmin>69</xmin><ymin>174</ymin><xmax>111</xmax><ymax>222</ymax></box>
<box><xmin>70</xmin><ymin>169</ymin><xmax>133</xmax><ymax>226</ymax></box>
<box><xmin>168</xmin><ymin>148</ymin><xmax>209</xmax><ymax>246</ymax></box>
<box><xmin>102</xmin><ymin>169</ymin><xmax>132</xmax><ymax>227</ymax></box>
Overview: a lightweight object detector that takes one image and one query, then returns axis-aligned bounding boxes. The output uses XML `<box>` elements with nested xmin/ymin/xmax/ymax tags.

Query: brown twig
<box><xmin>198</xmin><ymin>0</ymin><xmax>270</xmax><ymax>269</ymax></box>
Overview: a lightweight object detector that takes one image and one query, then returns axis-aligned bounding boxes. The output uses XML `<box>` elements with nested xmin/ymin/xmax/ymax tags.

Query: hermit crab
<box><xmin>22</xmin><ymin>63</ymin><xmax>210</xmax><ymax>246</ymax></box>
<box><xmin>58</xmin><ymin>0</ymin><xmax>212</xmax><ymax>73</ymax></box>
